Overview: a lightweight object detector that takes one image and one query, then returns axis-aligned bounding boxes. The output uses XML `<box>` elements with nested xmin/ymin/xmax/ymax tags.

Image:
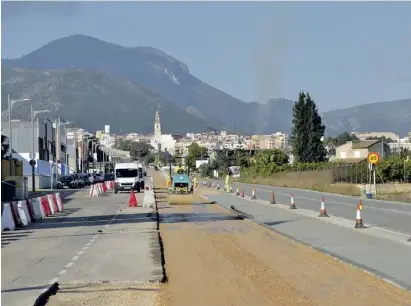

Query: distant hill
<box><xmin>2</xmin><ymin>34</ymin><xmax>410</xmax><ymax>136</ymax></box>
<box><xmin>1</xmin><ymin>67</ymin><xmax>211</xmax><ymax>134</ymax></box>
<box><xmin>2</xmin><ymin>34</ymin><xmax>255</xmax><ymax>133</ymax></box>
<box><xmin>322</xmin><ymin>99</ymin><xmax>411</xmax><ymax>137</ymax></box>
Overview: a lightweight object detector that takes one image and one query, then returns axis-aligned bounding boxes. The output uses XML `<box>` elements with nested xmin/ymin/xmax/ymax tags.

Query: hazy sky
<box><xmin>2</xmin><ymin>1</ymin><xmax>411</xmax><ymax>111</ymax></box>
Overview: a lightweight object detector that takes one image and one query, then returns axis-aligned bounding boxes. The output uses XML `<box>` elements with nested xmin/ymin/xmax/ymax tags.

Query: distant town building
<box><xmin>150</xmin><ymin>110</ymin><xmax>176</xmax><ymax>155</ymax></box>
<box><xmin>353</xmin><ymin>132</ymin><xmax>400</xmax><ymax>141</ymax></box>
<box><xmin>335</xmin><ymin>140</ymin><xmax>390</xmax><ymax>161</ymax></box>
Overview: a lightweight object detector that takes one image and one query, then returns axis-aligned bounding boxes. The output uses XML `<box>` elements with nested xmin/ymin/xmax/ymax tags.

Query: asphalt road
<box><xmin>204</xmin><ymin>191</ymin><xmax>411</xmax><ymax>290</ymax></box>
<box><xmin>1</xmin><ymin>177</ymin><xmax>160</xmax><ymax>306</ymax></box>
<box><xmin>211</xmin><ymin>179</ymin><xmax>411</xmax><ymax>235</ymax></box>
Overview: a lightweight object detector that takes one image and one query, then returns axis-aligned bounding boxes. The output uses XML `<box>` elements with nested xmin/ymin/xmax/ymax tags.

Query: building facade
<box><xmin>335</xmin><ymin>140</ymin><xmax>391</xmax><ymax>161</ymax></box>
<box><xmin>2</xmin><ymin>117</ymin><xmax>68</xmax><ymax>188</ymax></box>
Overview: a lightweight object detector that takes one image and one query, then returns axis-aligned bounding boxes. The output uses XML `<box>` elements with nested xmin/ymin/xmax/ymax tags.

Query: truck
<box><xmin>114</xmin><ymin>162</ymin><xmax>145</xmax><ymax>194</ymax></box>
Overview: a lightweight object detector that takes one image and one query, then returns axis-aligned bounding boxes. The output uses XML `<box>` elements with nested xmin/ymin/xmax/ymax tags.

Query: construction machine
<box><xmin>168</xmin><ymin>157</ymin><xmax>194</xmax><ymax>205</ymax></box>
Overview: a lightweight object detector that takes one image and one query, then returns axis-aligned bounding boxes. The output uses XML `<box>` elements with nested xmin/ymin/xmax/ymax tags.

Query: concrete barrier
<box><xmin>143</xmin><ymin>189</ymin><xmax>155</xmax><ymax>208</ymax></box>
<box><xmin>1</xmin><ymin>203</ymin><xmax>16</xmax><ymax>231</ymax></box>
<box><xmin>89</xmin><ymin>184</ymin><xmax>100</xmax><ymax>197</ymax></box>
<box><xmin>17</xmin><ymin>201</ymin><xmax>29</xmax><ymax>226</ymax></box>
<box><xmin>56</xmin><ymin>192</ymin><xmax>64</xmax><ymax>211</ymax></box>
<box><xmin>41</xmin><ymin>196</ymin><xmax>51</xmax><ymax>216</ymax></box>
<box><xmin>46</xmin><ymin>195</ymin><xmax>55</xmax><ymax>215</ymax></box>
<box><xmin>31</xmin><ymin>197</ymin><xmax>46</xmax><ymax>219</ymax></box>
<box><xmin>51</xmin><ymin>194</ymin><xmax>60</xmax><ymax>212</ymax></box>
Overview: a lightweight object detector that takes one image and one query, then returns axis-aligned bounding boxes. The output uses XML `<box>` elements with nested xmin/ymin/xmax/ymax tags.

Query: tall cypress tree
<box><xmin>291</xmin><ymin>92</ymin><xmax>308</xmax><ymax>162</ymax></box>
<box><xmin>291</xmin><ymin>92</ymin><xmax>326</xmax><ymax>163</ymax></box>
<box><xmin>305</xmin><ymin>93</ymin><xmax>326</xmax><ymax>162</ymax></box>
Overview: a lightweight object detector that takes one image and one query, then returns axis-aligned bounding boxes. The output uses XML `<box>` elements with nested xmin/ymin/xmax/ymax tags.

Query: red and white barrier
<box><xmin>41</xmin><ymin>196</ymin><xmax>51</xmax><ymax>216</ymax></box>
<box><xmin>90</xmin><ymin>184</ymin><xmax>100</xmax><ymax>197</ymax></box>
<box><xmin>56</xmin><ymin>193</ymin><xmax>64</xmax><ymax>211</ymax></box>
<box><xmin>51</xmin><ymin>194</ymin><xmax>60</xmax><ymax>212</ymax></box>
<box><xmin>89</xmin><ymin>181</ymin><xmax>115</xmax><ymax>197</ymax></box>
<box><xmin>1</xmin><ymin>191</ymin><xmax>68</xmax><ymax>232</ymax></box>
<box><xmin>17</xmin><ymin>201</ymin><xmax>30</xmax><ymax>226</ymax></box>
<box><xmin>46</xmin><ymin>194</ymin><xmax>56</xmax><ymax>214</ymax></box>
<box><xmin>25</xmin><ymin>199</ymin><xmax>36</xmax><ymax>222</ymax></box>
<box><xmin>31</xmin><ymin>197</ymin><xmax>46</xmax><ymax>219</ymax></box>
<box><xmin>1</xmin><ymin>203</ymin><xmax>16</xmax><ymax>231</ymax></box>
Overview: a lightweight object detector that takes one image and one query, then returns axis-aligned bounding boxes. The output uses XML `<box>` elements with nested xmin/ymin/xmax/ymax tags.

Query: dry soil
<box><xmin>154</xmin><ymin>172</ymin><xmax>411</xmax><ymax>306</ymax></box>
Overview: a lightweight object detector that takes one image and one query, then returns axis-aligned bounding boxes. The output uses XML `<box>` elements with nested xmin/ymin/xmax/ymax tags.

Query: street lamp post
<box><xmin>30</xmin><ymin>106</ymin><xmax>50</xmax><ymax>192</ymax></box>
<box><xmin>8</xmin><ymin>94</ymin><xmax>30</xmax><ymax>176</ymax></box>
<box><xmin>91</xmin><ymin>140</ymin><xmax>97</xmax><ymax>172</ymax></box>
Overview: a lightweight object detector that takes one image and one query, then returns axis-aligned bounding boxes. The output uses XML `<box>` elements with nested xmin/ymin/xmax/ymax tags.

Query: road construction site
<box><xmin>2</xmin><ymin>170</ymin><xmax>411</xmax><ymax>305</ymax></box>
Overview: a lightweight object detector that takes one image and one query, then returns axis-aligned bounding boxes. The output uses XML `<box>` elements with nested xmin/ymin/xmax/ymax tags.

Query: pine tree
<box><xmin>291</xmin><ymin>92</ymin><xmax>326</xmax><ymax>163</ymax></box>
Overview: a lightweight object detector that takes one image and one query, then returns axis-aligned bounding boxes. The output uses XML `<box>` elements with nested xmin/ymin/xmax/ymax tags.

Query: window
<box><xmin>340</xmin><ymin>151</ymin><xmax>347</xmax><ymax>158</ymax></box>
<box><xmin>354</xmin><ymin>150</ymin><xmax>361</xmax><ymax>158</ymax></box>
<box><xmin>116</xmin><ymin>169</ymin><xmax>138</xmax><ymax>178</ymax></box>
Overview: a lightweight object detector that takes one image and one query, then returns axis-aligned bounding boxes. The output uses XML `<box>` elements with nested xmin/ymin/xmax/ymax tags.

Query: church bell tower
<box><xmin>154</xmin><ymin>110</ymin><xmax>161</xmax><ymax>137</ymax></box>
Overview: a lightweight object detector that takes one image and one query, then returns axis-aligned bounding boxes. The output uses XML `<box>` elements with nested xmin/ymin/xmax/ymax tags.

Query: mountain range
<box><xmin>2</xmin><ymin>34</ymin><xmax>410</xmax><ymax>136</ymax></box>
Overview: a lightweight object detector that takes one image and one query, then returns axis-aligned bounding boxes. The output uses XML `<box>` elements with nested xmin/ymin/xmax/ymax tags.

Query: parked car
<box><xmin>84</xmin><ymin>173</ymin><xmax>95</xmax><ymax>185</ymax></box>
<box><xmin>56</xmin><ymin>175</ymin><xmax>78</xmax><ymax>189</ymax></box>
<box><xmin>72</xmin><ymin>174</ymin><xmax>85</xmax><ymax>188</ymax></box>
<box><xmin>104</xmin><ymin>173</ymin><xmax>114</xmax><ymax>181</ymax></box>
<box><xmin>80</xmin><ymin>174</ymin><xmax>91</xmax><ymax>186</ymax></box>
<box><xmin>94</xmin><ymin>173</ymin><xmax>105</xmax><ymax>183</ymax></box>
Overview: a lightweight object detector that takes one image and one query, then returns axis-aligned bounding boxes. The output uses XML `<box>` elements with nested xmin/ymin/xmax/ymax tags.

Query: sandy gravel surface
<box><xmin>153</xmin><ymin>172</ymin><xmax>411</xmax><ymax>306</ymax></box>
<box><xmin>47</xmin><ymin>282</ymin><xmax>160</xmax><ymax>306</ymax></box>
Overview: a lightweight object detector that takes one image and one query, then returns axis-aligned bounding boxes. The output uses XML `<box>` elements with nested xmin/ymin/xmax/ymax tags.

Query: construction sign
<box><xmin>367</xmin><ymin>152</ymin><xmax>380</xmax><ymax>165</ymax></box>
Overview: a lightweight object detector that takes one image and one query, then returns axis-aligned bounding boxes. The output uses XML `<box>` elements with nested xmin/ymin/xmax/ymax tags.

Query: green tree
<box><xmin>291</xmin><ymin>92</ymin><xmax>309</xmax><ymax>162</ymax></box>
<box><xmin>306</xmin><ymin>94</ymin><xmax>326</xmax><ymax>162</ymax></box>
<box><xmin>115</xmin><ymin>139</ymin><xmax>153</xmax><ymax>160</ymax></box>
<box><xmin>291</xmin><ymin>92</ymin><xmax>326</xmax><ymax>163</ymax></box>
<box><xmin>187</xmin><ymin>142</ymin><xmax>207</xmax><ymax>169</ymax></box>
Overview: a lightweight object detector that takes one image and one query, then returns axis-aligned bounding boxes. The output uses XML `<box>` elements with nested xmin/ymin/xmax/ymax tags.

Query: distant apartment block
<box><xmin>248</xmin><ymin>133</ymin><xmax>288</xmax><ymax>150</ymax></box>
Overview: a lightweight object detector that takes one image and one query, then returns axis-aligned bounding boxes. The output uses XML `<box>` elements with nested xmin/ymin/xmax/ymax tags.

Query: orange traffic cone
<box><xmin>318</xmin><ymin>197</ymin><xmax>329</xmax><ymax>217</ymax></box>
<box><xmin>270</xmin><ymin>192</ymin><xmax>276</xmax><ymax>204</ymax></box>
<box><xmin>289</xmin><ymin>194</ymin><xmax>296</xmax><ymax>209</ymax></box>
<box><xmin>355</xmin><ymin>201</ymin><xmax>364</xmax><ymax>228</ymax></box>
<box><xmin>128</xmin><ymin>190</ymin><xmax>138</xmax><ymax>207</ymax></box>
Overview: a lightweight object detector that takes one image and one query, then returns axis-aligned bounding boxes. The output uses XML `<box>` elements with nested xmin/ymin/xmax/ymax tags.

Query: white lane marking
<box><xmin>86</xmin><ymin>242</ymin><xmax>92</xmax><ymax>246</ymax></box>
<box><xmin>82</xmin><ymin>246</ymin><xmax>89</xmax><ymax>251</ymax></box>
<box><xmin>77</xmin><ymin>250</ymin><xmax>84</xmax><ymax>256</ymax></box>
<box><xmin>65</xmin><ymin>262</ymin><xmax>74</xmax><ymax>268</ymax></box>
<box><xmin>58</xmin><ymin>269</ymin><xmax>67</xmax><ymax>276</ymax></box>
<box><xmin>72</xmin><ymin>255</ymin><xmax>79</xmax><ymax>261</ymax></box>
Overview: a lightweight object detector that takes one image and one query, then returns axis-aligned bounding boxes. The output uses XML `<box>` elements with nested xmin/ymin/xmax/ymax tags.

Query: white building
<box><xmin>150</xmin><ymin>110</ymin><xmax>176</xmax><ymax>155</ymax></box>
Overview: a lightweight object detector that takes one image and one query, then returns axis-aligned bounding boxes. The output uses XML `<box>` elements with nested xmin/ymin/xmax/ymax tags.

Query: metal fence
<box><xmin>332</xmin><ymin>162</ymin><xmax>410</xmax><ymax>184</ymax></box>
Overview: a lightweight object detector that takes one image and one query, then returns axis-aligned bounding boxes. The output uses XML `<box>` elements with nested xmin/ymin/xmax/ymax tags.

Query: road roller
<box><xmin>168</xmin><ymin>162</ymin><xmax>194</xmax><ymax>205</ymax></box>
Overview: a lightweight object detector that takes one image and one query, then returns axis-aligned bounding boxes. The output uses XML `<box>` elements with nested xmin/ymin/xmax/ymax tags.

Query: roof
<box><xmin>351</xmin><ymin>140</ymin><xmax>380</xmax><ymax>149</ymax></box>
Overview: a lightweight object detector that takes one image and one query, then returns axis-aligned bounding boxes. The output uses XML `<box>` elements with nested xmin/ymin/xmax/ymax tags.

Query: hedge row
<box><xmin>241</xmin><ymin>157</ymin><xmax>411</xmax><ymax>184</ymax></box>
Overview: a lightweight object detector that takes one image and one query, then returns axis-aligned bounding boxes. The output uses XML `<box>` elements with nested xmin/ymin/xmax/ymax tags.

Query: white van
<box><xmin>114</xmin><ymin>163</ymin><xmax>144</xmax><ymax>194</ymax></box>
